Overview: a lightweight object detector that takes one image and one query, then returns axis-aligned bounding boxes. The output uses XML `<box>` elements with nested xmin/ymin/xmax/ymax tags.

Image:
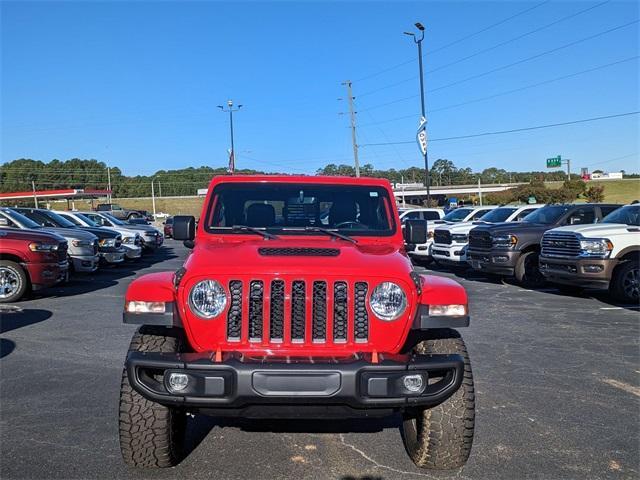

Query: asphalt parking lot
<box><xmin>1</xmin><ymin>240</ymin><xmax>638</xmax><ymax>480</ymax></box>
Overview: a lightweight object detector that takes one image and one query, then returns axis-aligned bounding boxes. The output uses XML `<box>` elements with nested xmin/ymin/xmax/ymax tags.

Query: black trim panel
<box><xmin>122</xmin><ymin>302</ymin><xmax>182</xmax><ymax>327</ymax></box>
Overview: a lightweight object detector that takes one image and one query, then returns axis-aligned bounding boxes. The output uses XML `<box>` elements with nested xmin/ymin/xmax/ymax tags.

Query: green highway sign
<box><xmin>546</xmin><ymin>155</ymin><xmax>562</xmax><ymax>168</ymax></box>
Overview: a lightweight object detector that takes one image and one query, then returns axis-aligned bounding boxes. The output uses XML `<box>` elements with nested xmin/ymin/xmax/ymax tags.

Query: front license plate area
<box><xmin>252</xmin><ymin>371</ymin><xmax>341</xmax><ymax>396</ymax></box>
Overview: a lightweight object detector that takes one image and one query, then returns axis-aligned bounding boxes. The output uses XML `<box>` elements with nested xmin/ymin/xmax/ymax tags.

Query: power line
<box><xmin>354</xmin><ymin>1</ymin><xmax>550</xmax><ymax>83</ymax></box>
<box><xmin>358</xmin><ymin>0</ymin><xmax>610</xmax><ymax>98</ymax></box>
<box><xmin>585</xmin><ymin>152</ymin><xmax>638</xmax><ymax>167</ymax></box>
<box><xmin>357</xmin><ymin>56</ymin><xmax>639</xmax><ymax>127</ymax></box>
<box><xmin>358</xmin><ymin>19</ymin><xmax>639</xmax><ymax>113</ymax></box>
<box><xmin>359</xmin><ymin>111</ymin><xmax>640</xmax><ymax>146</ymax></box>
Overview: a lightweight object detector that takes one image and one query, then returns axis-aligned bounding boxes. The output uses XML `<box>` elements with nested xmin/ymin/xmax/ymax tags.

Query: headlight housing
<box><xmin>189</xmin><ymin>280</ymin><xmax>227</xmax><ymax>318</ymax></box>
<box><xmin>369</xmin><ymin>282</ymin><xmax>407</xmax><ymax>321</ymax></box>
<box><xmin>492</xmin><ymin>234</ymin><xmax>517</xmax><ymax>248</ymax></box>
<box><xmin>28</xmin><ymin>242</ymin><xmax>58</xmax><ymax>252</ymax></box>
<box><xmin>71</xmin><ymin>239</ymin><xmax>93</xmax><ymax>247</ymax></box>
<box><xmin>579</xmin><ymin>238</ymin><xmax>613</xmax><ymax>258</ymax></box>
<box><xmin>99</xmin><ymin>238</ymin><xmax>116</xmax><ymax>247</ymax></box>
<box><xmin>451</xmin><ymin>234</ymin><xmax>468</xmax><ymax>243</ymax></box>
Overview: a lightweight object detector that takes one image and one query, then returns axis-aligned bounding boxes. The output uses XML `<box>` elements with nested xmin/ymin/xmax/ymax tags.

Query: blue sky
<box><xmin>1</xmin><ymin>0</ymin><xmax>638</xmax><ymax>176</ymax></box>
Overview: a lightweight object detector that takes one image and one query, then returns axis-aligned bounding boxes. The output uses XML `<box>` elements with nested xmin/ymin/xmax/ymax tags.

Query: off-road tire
<box><xmin>611</xmin><ymin>260</ymin><xmax>639</xmax><ymax>303</ymax></box>
<box><xmin>515</xmin><ymin>250</ymin><xmax>545</xmax><ymax>288</ymax></box>
<box><xmin>0</xmin><ymin>260</ymin><xmax>28</xmax><ymax>303</ymax></box>
<box><xmin>401</xmin><ymin>329</ymin><xmax>475</xmax><ymax>470</ymax></box>
<box><xmin>119</xmin><ymin>326</ymin><xmax>186</xmax><ymax>468</ymax></box>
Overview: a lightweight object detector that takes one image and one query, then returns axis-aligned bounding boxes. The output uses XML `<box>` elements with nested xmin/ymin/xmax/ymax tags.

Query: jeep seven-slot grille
<box><xmin>469</xmin><ymin>230</ymin><xmax>492</xmax><ymax>249</ymax></box>
<box><xmin>433</xmin><ymin>229</ymin><xmax>452</xmax><ymax>245</ymax></box>
<box><xmin>541</xmin><ymin>232</ymin><xmax>581</xmax><ymax>258</ymax></box>
<box><xmin>226</xmin><ymin>279</ymin><xmax>369</xmax><ymax>344</ymax></box>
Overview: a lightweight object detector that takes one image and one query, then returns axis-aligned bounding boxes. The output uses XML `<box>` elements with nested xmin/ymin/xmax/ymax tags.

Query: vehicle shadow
<box><xmin>0</xmin><ymin>307</ymin><xmax>52</xmax><ymax>334</ymax></box>
<box><xmin>218</xmin><ymin>414</ymin><xmax>400</xmax><ymax>434</ymax></box>
<box><xmin>0</xmin><ymin>338</ymin><xmax>16</xmax><ymax>359</ymax></box>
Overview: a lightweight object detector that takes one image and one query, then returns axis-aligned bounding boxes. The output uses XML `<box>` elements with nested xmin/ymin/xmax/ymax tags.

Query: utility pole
<box><xmin>341</xmin><ymin>80</ymin><xmax>360</xmax><ymax>177</ymax></box>
<box><xmin>32</xmin><ymin>180</ymin><xmax>38</xmax><ymax>208</ymax></box>
<box><xmin>107</xmin><ymin>166</ymin><xmax>112</xmax><ymax>202</ymax></box>
<box><xmin>151</xmin><ymin>180</ymin><xmax>156</xmax><ymax>217</ymax></box>
<box><xmin>218</xmin><ymin>100</ymin><xmax>242</xmax><ymax>174</ymax></box>
<box><xmin>158</xmin><ymin>181</ymin><xmax>162</xmax><ymax>198</ymax></box>
<box><xmin>405</xmin><ymin>22</ymin><xmax>431</xmax><ymax>204</ymax></box>
<box><xmin>566</xmin><ymin>158</ymin><xmax>571</xmax><ymax>180</ymax></box>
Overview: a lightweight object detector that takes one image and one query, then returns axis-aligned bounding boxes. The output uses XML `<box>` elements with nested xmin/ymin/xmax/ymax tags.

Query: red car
<box><xmin>0</xmin><ymin>227</ymin><xmax>69</xmax><ymax>302</ymax></box>
<box><xmin>162</xmin><ymin>216</ymin><xmax>173</xmax><ymax>238</ymax></box>
<box><xmin>119</xmin><ymin>175</ymin><xmax>474</xmax><ymax>470</ymax></box>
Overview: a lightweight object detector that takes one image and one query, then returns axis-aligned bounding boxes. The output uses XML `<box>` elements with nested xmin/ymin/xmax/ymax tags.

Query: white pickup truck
<box><xmin>408</xmin><ymin>205</ymin><xmax>497</xmax><ymax>265</ymax></box>
<box><xmin>431</xmin><ymin>205</ymin><xmax>544</xmax><ymax>267</ymax></box>
<box><xmin>539</xmin><ymin>204</ymin><xmax>639</xmax><ymax>303</ymax></box>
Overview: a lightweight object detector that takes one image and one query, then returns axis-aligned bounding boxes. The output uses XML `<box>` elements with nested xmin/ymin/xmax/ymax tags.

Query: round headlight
<box><xmin>189</xmin><ymin>280</ymin><xmax>227</xmax><ymax>318</ymax></box>
<box><xmin>369</xmin><ymin>282</ymin><xmax>407</xmax><ymax>321</ymax></box>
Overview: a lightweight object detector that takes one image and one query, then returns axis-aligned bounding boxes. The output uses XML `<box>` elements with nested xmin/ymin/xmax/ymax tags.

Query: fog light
<box><xmin>584</xmin><ymin>264</ymin><xmax>604</xmax><ymax>273</ymax></box>
<box><xmin>167</xmin><ymin>373</ymin><xmax>189</xmax><ymax>392</ymax></box>
<box><xmin>402</xmin><ymin>374</ymin><xmax>425</xmax><ymax>393</ymax></box>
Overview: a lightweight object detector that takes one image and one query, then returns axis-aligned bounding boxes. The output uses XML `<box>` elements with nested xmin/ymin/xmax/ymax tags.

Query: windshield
<box><xmin>205</xmin><ymin>183</ymin><xmax>395</xmax><ymax>236</ymax></box>
<box><xmin>522</xmin><ymin>205</ymin><xmax>570</xmax><ymax>224</ymax></box>
<box><xmin>58</xmin><ymin>213</ymin><xmax>83</xmax><ymax>226</ymax></box>
<box><xmin>478</xmin><ymin>207</ymin><xmax>517</xmax><ymax>223</ymax></box>
<box><xmin>74</xmin><ymin>213</ymin><xmax>100</xmax><ymax>227</ymax></box>
<box><xmin>18</xmin><ymin>209</ymin><xmax>76</xmax><ymax>228</ymax></box>
<box><xmin>442</xmin><ymin>208</ymin><xmax>473</xmax><ymax>222</ymax></box>
<box><xmin>102</xmin><ymin>213</ymin><xmax>126</xmax><ymax>225</ymax></box>
<box><xmin>2</xmin><ymin>209</ymin><xmax>42</xmax><ymax>229</ymax></box>
<box><xmin>602</xmin><ymin>205</ymin><xmax>639</xmax><ymax>226</ymax></box>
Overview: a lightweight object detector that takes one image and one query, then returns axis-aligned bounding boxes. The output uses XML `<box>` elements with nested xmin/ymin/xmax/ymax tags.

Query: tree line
<box><xmin>0</xmin><ymin>157</ymin><xmax>635</xmax><ymax>198</ymax></box>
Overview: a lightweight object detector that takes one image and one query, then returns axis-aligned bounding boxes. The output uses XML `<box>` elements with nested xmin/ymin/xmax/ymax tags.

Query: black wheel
<box><xmin>0</xmin><ymin>261</ymin><xmax>28</xmax><ymax>303</ymax></box>
<box><xmin>119</xmin><ymin>326</ymin><xmax>187</xmax><ymax>468</ymax></box>
<box><xmin>515</xmin><ymin>251</ymin><xmax>545</xmax><ymax>288</ymax></box>
<box><xmin>611</xmin><ymin>261</ymin><xmax>639</xmax><ymax>303</ymax></box>
<box><xmin>401</xmin><ymin>329</ymin><xmax>475</xmax><ymax>470</ymax></box>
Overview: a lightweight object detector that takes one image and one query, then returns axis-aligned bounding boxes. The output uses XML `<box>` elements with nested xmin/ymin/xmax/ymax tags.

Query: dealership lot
<box><xmin>1</xmin><ymin>240</ymin><xmax>638</xmax><ymax>480</ymax></box>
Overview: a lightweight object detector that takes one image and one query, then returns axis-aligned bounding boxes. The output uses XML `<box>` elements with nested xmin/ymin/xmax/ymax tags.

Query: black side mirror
<box><xmin>173</xmin><ymin>215</ymin><xmax>196</xmax><ymax>242</ymax></box>
<box><xmin>403</xmin><ymin>219</ymin><xmax>427</xmax><ymax>245</ymax></box>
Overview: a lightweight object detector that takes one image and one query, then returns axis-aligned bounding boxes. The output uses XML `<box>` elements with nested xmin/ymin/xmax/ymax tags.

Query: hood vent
<box><xmin>258</xmin><ymin>247</ymin><xmax>340</xmax><ymax>257</ymax></box>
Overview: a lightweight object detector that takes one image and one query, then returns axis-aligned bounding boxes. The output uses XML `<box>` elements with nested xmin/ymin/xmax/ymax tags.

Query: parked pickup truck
<box><xmin>94</xmin><ymin>203</ymin><xmax>150</xmax><ymax>221</ymax></box>
<box><xmin>539</xmin><ymin>204</ymin><xmax>639</xmax><ymax>302</ymax></box>
<box><xmin>467</xmin><ymin>203</ymin><xmax>622</xmax><ymax>287</ymax></box>
<box><xmin>119</xmin><ymin>175</ymin><xmax>475</xmax><ymax>471</ymax></box>
<box><xmin>431</xmin><ymin>205</ymin><xmax>543</xmax><ymax>267</ymax></box>
<box><xmin>1</xmin><ymin>208</ymin><xmax>100</xmax><ymax>273</ymax></box>
<box><xmin>408</xmin><ymin>205</ymin><xmax>497</xmax><ymax>265</ymax></box>
<box><xmin>0</xmin><ymin>227</ymin><xmax>68</xmax><ymax>303</ymax></box>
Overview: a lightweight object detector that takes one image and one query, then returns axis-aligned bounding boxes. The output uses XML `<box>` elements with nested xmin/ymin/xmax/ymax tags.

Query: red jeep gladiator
<box><xmin>0</xmin><ymin>227</ymin><xmax>69</xmax><ymax>303</ymax></box>
<box><xmin>119</xmin><ymin>176</ymin><xmax>475</xmax><ymax>470</ymax></box>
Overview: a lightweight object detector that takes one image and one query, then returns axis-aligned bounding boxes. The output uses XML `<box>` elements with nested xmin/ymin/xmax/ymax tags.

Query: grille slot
<box><xmin>541</xmin><ymin>232</ymin><xmax>581</xmax><ymax>258</ymax></box>
<box><xmin>58</xmin><ymin>242</ymin><xmax>68</xmax><ymax>262</ymax></box>
<box><xmin>227</xmin><ymin>280</ymin><xmax>242</xmax><ymax>340</ymax></box>
<box><xmin>248</xmin><ymin>281</ymin><xmax>264</xmax><ymax>341</ymax></box>
<box><xmin>433</xmin><ymin>229</ymin><xmax>452</xmax><ymax>245</ymax></box>
<box><xmin>291</xmin><ymin>281</ymin><xmax>306</xmax><ymax>342</ymax></box>
<box><xmin>333</xmin><ymin>282</ymin><xmax>348</xmax><ymax>342</ymax></box>
<box><xmin>469</xmin><ymin>230</ymin><xmax>492</xmax><ymax>249</ymax></box>
<box><xmin>354</xmin><ymin>282</ymin><xmax>368</xmax><ymax>342</ymax></box>
<box><xmin>269</xmin><ymin>280</ymin><xmax>285</xmax><ymax>341</ymax></box>
<box><xmin>312</xmin><ymin>281</ymin><xmax>327</xmax><ymax>341</ymax></box>
<box><xmin>258</xmin><ymin>247</ymin><xmax>340</xmax><ymax>257</ymax></box>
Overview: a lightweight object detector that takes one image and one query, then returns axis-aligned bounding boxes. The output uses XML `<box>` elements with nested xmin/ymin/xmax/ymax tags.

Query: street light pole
<box><xmin>218</xmin><ymin>100</ymin><xmax>242</xmax><ymax>174</ymax></box>
<box><xmin>405</xmin><ymin>23</ymin><xmax>431</xmax><ymax>205</ymax></box>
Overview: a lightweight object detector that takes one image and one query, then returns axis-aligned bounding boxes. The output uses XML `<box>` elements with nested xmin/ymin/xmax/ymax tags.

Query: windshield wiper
<box><xmin>231</xmin><ymin>225</ymin><xmax>278</xmax><ymax>240</ymax></box>
<box><xmin>300</xmin><ymin>226</ymin><xmax>358</xmax><ymax>244</ymax></box>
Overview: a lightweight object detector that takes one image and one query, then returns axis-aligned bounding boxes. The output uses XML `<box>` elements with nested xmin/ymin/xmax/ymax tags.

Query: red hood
<box><xmin>0</xmin><ymin>228</ymin><xmax>65</xmax><ymax>244</ymax></box>
<box><xmin>184</xmin><ymin>237</ymin><xmax>413</xmax><ymax>280</ymax></box>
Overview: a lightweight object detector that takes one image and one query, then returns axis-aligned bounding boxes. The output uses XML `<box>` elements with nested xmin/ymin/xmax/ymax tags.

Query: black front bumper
<box><xmin>467</xmin><ymin>248</ymin><xmax>520</xmax><ymax>275</ymax></box>
<box><xmin>126</xmin><ymin>351</ymin><xmax>464</xmax><ymax>411</ymax></box>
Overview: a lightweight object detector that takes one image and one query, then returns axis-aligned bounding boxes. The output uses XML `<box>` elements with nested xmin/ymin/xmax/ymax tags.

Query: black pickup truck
<box><xmin>467</xmin><ymin>203</ymin><xmax>621</xmax><ymax>287</ymax></box>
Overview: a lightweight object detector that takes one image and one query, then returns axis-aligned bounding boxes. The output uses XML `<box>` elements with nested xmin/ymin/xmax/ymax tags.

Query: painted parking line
<box><xmin>600</xmin><ymin>378</ymin><xmax>640</xmax><ymax>398</ymax></box>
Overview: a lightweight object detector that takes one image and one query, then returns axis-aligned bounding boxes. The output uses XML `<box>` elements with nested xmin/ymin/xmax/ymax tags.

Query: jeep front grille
<box><xmin>225</xmin><ymin>279</ymin><xmax>370</xmax><ymax>345</ymax></box>
<box><xmin>541</xmin><ymin>232</ymin><xmax>581</xmax><ymax>258</ymax></box>
<box><xmin>433</xmin><ymin>229</ymin><xmax>452</xmax><ymax>245</ymax></box>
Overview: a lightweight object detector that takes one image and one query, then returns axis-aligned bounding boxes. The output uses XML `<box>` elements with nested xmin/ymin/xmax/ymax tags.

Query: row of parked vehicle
<box><xmin>401</xmin><ymin>203</ymin><xmax>640</xmax><ymax>303</ymax></box>
<box><xmin>0</xmin><ymin>207</ymin><xmax>165</xmax><ymax>303</ymax></box>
